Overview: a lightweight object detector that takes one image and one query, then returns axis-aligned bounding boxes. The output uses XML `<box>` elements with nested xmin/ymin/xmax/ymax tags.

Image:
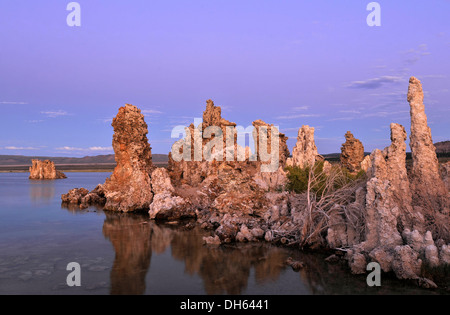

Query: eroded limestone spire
<box><xmin>286</xmin><ymin>125</ymin><xmax>319</xmax><ymax>168</ymax></box>
<box><xmin>407</xmin><ymin>76</ymin><xmax>446</xmax><ymax>205</ymax></box>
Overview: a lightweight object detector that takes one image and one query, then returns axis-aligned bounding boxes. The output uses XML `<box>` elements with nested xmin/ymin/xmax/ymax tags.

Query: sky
<box><xmin>0</xmin><ymin>0</ymin><xmax>449</xmax><ymax>157</ymax></box>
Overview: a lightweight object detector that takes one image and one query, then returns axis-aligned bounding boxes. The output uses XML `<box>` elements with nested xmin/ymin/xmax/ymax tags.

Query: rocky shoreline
<box><xmin>62</xmin><ymin>76</ymin><xmax>450</xmax><ymax>289</ymax></box>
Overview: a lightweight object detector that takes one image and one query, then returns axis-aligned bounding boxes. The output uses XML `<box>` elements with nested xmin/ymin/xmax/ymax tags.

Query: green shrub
<box><xmin>285</xmin><ymin>161</ymin><xmax>365</xmax><ymax>198</ymax></box>
<box><xmin>285</xmin><ymin>161</ymin><xmax>327</xmax><ymax>195</ymax></box>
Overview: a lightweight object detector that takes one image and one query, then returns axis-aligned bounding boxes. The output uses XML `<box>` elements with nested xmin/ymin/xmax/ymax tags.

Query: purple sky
<box><xmin>0</xmin><ymin>0</ymin><xmax>449</xmax><ymax>157</ymax></box>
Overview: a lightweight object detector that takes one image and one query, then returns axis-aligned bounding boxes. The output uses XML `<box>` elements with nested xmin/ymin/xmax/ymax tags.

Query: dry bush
<box><xmin>286</xmin><ymin>162</ymin><xmax>367</xmax><ymax>248</ymax></box>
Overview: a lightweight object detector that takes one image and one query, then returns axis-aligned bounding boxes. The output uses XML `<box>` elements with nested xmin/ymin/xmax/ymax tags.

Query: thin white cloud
<box><xmin>347</xmin><ymin>76</ymin><xmax>403</xmax><ymax>89</ymax></box>
<box><xmin>292</xmin><ymin>106</ymin><xmax>309</xmax><ymax>111</ymax></box>
<box><xmin>401</xmin><ymin>44</ymin><xmax>430</xmax><ymax>65</ymax></box>
<box><xmin>4</xmin><ymin>146</ymin><xmax>40</xmax><ymax>150</ymax></box>
<box><xmin>41</xmin><ymin>110</ymin><xmax>70</xmax><ymax>118</ymax></box>
<box><xmin>55</xmin><ymin>146</ymin><xmax>113</xmax><ymax>152</ymax></box>
<box><xmin>26</xmin><ymin>120</ymin><xmax>44</xmax><ymax>123</ymax></box>
<box><xmin>55</xmin><ymin>146</ymin><xmax>82</xmax><ymax>151</ymax></box>
<box><xmin>339</xmin><ymin>110</ymin><xmax>361</xmax><ymax>114</ymax></box>
<box><xmin>99</xmin><ymin>118</ymin><xmax>113</xmax><ymax>124</ymax></box>
<box><xmin>0</xmin><ymin>101</ymin><xmax>28</xmax><ymax>105</ymax></box>
<box><xmin>89</xmin><ymin>146</ymin><xmax>113</xmax><ymax>151</ymax></box>
<box><xmin>275</xmin><ymin>114</ymin><xmax>320</xmax><ymax>120</ymax></box>
<box><xmin>280</xmin><ymin>127</ymin><xmax>301</xmax><ymax>133</ymax></box>
<box><xmin>141</xmin><ymin>109</ymin><xmax>163</xmax><ymax>115</ymax></box>
<box><xmin>327</xmin><ymin>117</ymin><xmax>357</xmax><ymax>122</ymax></box>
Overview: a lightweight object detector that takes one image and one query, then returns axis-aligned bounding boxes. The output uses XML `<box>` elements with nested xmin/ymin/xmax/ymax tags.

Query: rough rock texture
<box><xmin>252</xmin><ymin>119</ymin><xmax>290</xmax><ymax>167</ymax></box>
<box><xmin>252</xmin><ymin>119</ymin><xmax>289</xmax><ymax>190</ymax></box>
<box><xmin>340</xmin><ymin>78</ymin><xmax>450</xmax><ymax>284</ymax></box>
<box><xmin>392</xmin><ymin>245</ymin><xmax>422</xmax><ymax>280</ymax></box>
<box><xmin>148</xmin><ymin>168</ymin><xmax>194</xmax><ymax>220</ymax></box>
<box><xmin>29</xmin><ymin>160</ymin><xmax>66</xmax><ymax>180</ymax></box>
<box><xmin>61</xmin><ymin>82</ymin><xmax>449</xmax><ymax>288</ymax></box>
<box><xmin>344</xmin><ymin>123</ymin><xmax>431</xmax><ymax>280</ymax></box>
<box><xmin>168</xmin><ymin>100</ymin><xmax>245</xmax><ymax>187</ymax></box>
<box><xmin>61</xmin><ymin>185</ymin><xmax>106</xmax><ymax>209</ymax></box>
<box><xmin>102</xmin><ymin>104</ymin><xmax>154</xmax><ymax>212</ymax></box>
<box><xmin>168</xmin><ymin>100</ymin><xmax>289</xmax><ymax>191</ymax></box>
<box><xmin>326</xmin><ymin>186</ymin><xmax>365</xmax><ymax>249</ymax></box>
<box><xmin>340</xmin><ymin>131</ymin><xmax>365</xmax><ymax>173</ymax></box>
<box><xmin>408</xmin><ymin>77</ymin><xmax>447</xmax><ymax>206</ymax></box>
<box><xmin>440</xmin><ymin>244</ymin><xmax>450</xmax><ymax>264</ymax></box>
<box><xmin>440</xmin><ymin>162</ymin><xmax>450</xmax><ymax>192</ymax></box>
<box><xmin>61</xmin><ymin>188</ymin><xmax>89</xmax><ymax>205</ymax></box>
<box><xmin>286</xmin><ymin>125</ymin><xmax>321</xmax><ymax>168</ymax></box>
<box><xmin>363</xmin><ymin>124</ymin><xmax>414</xmax><ymax>252</ymax></box>
<box><xmin>61</xmin><ymin>104</ymin><xmax>154</xmax><ymax>212</ymax></box>
<box><xmin>360</xmin><ymin>155</ymin><xmax>372</xmax><ymax>173</ymax></box>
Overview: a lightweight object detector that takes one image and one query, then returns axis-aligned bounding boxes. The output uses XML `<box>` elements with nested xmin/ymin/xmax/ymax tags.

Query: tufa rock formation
<box><xmin>440</xmin><ymin>162</ymin><xmax>450</xmax><ymax>192</ymax></box>
<box><xmin>362</xmin><ymin>124</ymin><xmax>413</xmax><ymax>253</ymax></box>
<box><xmin>149</xmin><ymin>167</ymin><xmax>194</xmax><ymax>220</ymax></box>
<box><xmin>408</xmin><ymin>76</ymin><xmax>447</xmax><ymax>207</ymax></box>
<box><xmin>102</xmin><ymin>104</ymin><xmax>154</xmax><ymax>212</ymax></box>
<box><xmin>286</xmin><ymin>125</ymin><xmax>322</xmax><ymax>169</ymax></box>
<box><xmin>168</xmin><ymin>100</ymin><xmax>289</xmax><ymax>190</ymax></box>
<box><xmin>61</xmin><ymin>185</ymin><xmax>106</xmax><ymax>210</ymax></box>
<box><xmin>62</xmin><ymin>104</ymin><xmax>155</xmax><ymax>212</ymax></box>
<box><xmin>29</xmin><ymin>160</ymin><xmax>67</xmax><ymax>180</ymax></box>
<box><xmin>342</xmin><ymin>77</ymin><xmax>449</xmax><ymax>283</ymax></box>
<box><xmin>62</xmin><ymin>84</ymin><xmax>449</xmax><ymax>288</ymax></box>
<box><xmin>340</xmin><ymin>131</ymin><xmax>365</xmax><ymax>173</ymax></box>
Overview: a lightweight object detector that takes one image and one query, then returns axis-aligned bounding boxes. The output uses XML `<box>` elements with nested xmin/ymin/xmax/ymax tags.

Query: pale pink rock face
<box><xmin>286</xmin><ymin>125</ymin><xmax>319</xmax><ymax>169</ymax></box>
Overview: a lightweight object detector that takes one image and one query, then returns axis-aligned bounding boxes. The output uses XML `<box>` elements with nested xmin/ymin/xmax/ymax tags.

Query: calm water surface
<box><xmin>0</xmin><ymin>172</ymin><xmax>440</xmax><ymax>295</ymax></box>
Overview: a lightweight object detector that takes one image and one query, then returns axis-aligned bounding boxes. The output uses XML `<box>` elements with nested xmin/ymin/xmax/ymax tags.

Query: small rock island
<box><xmin>29</xmin><ymin>159</ymin><xmax>67</xmax><ymax>180</ymax></box>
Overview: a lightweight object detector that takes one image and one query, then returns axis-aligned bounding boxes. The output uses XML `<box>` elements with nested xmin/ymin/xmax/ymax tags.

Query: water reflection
<box><xmin>167</xmin><ymin>228</ymin><xmax>289</xmax><ymax>295</ymax></box>
<box><xmin>59</xmin><ymin>208</ymin><xmax>434</xmax><ymax>295</ymax></box>
<box><xmin>29</xmin><ymin>180</ymin><xmax>55</xmax><ymax>204</ymax></box>
<box><xmin>101</xmin><ymin>212</ymin><xmax>291</xmax><ymax>295</ymax></box>
<box><xmin>102</xmin><ymin>213</ymin><xmax>152</xmax><ymax>295</ymax></box>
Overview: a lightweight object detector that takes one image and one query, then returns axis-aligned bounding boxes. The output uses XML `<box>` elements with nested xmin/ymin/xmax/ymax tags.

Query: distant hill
<box><xmin>0</xmin><ymin>154</ymin><xmax>168</xmax><ymax>166</ymax></box>
<box><xmin>0</xmin><ymin>140</ymin><xmax>447</xmax><ymax>167</ymax></box>
<box><xmin>435</xmin><ymin>141</ymin><xmax>450</xmax><ymax>154</ymax></box>
<box><xmin>322</xmin><ymin>141</ymin><xmax>449</xmax><ymax>162</ymax></box>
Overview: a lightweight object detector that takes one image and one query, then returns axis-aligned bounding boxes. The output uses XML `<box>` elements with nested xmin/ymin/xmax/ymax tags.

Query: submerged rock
<box><xmin>29</xmin><ymin>160</ymin><xmax>66</xmax><ymax>180</ymax></box>
<box><xmin>61</xmin><ymin>185</ymin><xmax>106</xmax><ymax>209</ymax></box>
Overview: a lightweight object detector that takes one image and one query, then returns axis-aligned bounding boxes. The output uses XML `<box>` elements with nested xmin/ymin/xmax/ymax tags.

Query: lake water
<box><xmin>0</xmin><ymin>172</ymin><xmax>441</xmax><ymax>295</ymax></box>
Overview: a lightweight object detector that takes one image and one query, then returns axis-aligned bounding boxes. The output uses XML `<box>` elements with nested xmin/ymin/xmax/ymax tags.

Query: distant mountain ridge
<box><xmin>0</xmin><ymin>154</ymin><xmax>168</xmax><ymax>166</ymax></box>
<box><xmin>0</xmin><ymin>141</ymin><xmax>448</xmax><ymax>166</ymax></box>
<box><xmin>435</xmin><ymin>141</ymin><xmax>450</xmax><ymax>154</ymax></box>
